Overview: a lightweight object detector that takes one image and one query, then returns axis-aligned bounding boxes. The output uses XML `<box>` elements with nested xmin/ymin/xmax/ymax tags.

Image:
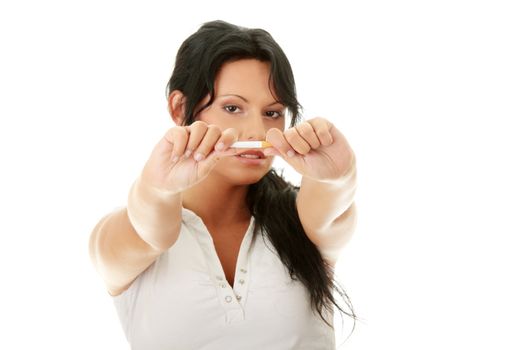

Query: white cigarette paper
<box><xmin>230</xmin><ymin>141</ymin><xmax>273</xmax><ymax>149</ymax></box>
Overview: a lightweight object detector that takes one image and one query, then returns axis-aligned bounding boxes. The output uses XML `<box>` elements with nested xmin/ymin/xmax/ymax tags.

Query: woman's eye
<box><xmin>224</xmin><ymin>105</ymin><xmax>239</xmax><ymax>113</ymax></box>
<box><xmin>265</xmin><ymin>111</ymin><xmax>283</xmax><ymax>119</ymax></box>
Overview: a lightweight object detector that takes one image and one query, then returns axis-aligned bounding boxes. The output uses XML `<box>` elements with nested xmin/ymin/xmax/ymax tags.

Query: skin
<box><xmin>89</xmin><ymin>58</ymin><xmax>357</xmax><ymax>295</ymax></box>
<box><xmin>168</xmin><ymin>58</ymin><xmax>358</xmax><ymax>267</ymax></box>
<box><xmin>169</xmin><ymin>59</ymin><xmax>286</xmax><ymax>230</ymax></box>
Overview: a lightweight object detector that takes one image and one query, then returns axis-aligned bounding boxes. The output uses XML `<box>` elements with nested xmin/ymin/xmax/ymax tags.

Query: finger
<box><xmin>194</xmin><ymin>143</ymin><xmax>239</xmax><ymax>173</ymax></box>
<box><xmin>262</xmin><ymin>147</ymin><xmax>280</xmax><ymax>157</ymax></box>
<box><xmin>193</xmin><ymin>149</ymin><xmax>225</xmax><ymax>175</ymax></box>
<box><xmin>184</xmin><ymin>121</ymin><xmax>208</xmax><ymax>158</ymax></box>
<box><xmin>308</xmin><ymin>117</ymin><xmax>333</xmax><ymax>146</ymax></box>
<box><xmin>295</xmin><ymin>122</ymin><xmax>321</xmax><ymax>149</ymax></box>
<box><xmin>193</xmin><ymin>124</ymin><xmax>222</xmax><ymax>161</ymax></box>
<box><xmin>265</xmin><ymin>128</ymin><xmax>296</xmax><ymax>158</ymax></box>
<box><xmin>283</xmin><ymin>127</ymin><xmax>311</xmax><ymax>155</ymax></box>
<box><xmin>214</xmin><ymin>127</ymin><xmax>239</xmax><ymax>152</ymax></box>
<box><xmin>164</xmin><ymin>126</ymin><xmax>189</xmax><ymax>163</ymax></box>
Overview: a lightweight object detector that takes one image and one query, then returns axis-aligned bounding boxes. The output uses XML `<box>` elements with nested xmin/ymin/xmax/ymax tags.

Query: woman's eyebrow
<box><xmin>218</xmin><ymin>94</ymin><xmax>248</xmax><ymax>102</ymax></box>
<box><xmin>218</xmin><ymin>94</ymin><xmax>284</xmax><ymax>106</ymax></box>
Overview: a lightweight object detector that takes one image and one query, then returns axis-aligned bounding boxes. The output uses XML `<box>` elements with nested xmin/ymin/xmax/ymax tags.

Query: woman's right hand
<box><xmin>139</xmin><ymin>121</ymin><xmax>239</xmax><ymax>195</ymax></box>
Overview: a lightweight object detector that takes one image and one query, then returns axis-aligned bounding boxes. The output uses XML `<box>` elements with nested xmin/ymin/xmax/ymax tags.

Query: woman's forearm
<box><xmin>296</xmin><ymin>167</ymin><xmax>357</xmax><ymax>233</ymax></box>
<box><xmin>127</xmin><ymin>175</ymin><xmax>183</xmax><ymax>251</ymax></box>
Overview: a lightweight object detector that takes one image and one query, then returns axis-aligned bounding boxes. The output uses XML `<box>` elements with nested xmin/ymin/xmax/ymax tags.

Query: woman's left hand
<box><xmin>264</xmin><ymin>117</ymin><xmax>356</xmax><ymax>182</ymax></box>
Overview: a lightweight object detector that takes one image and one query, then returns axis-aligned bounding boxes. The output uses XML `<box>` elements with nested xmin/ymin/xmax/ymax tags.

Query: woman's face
<box><xmin>193</xmin><ymin>58</ymin><xmax>287</xmax><ymax>185</ymax></box>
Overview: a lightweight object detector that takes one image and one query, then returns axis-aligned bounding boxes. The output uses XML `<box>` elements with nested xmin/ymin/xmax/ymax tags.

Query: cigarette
<box><xmin>231</xmin><ymin>141</ymin><xmax>273</xmax><ymax>149</ymax></box>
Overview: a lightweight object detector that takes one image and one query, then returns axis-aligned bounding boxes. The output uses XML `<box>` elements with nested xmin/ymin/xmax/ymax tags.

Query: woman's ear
<box><xmin>167</xmin><ymin>90</ymin><xmax>186</xmax><ymax>126</ymax></box>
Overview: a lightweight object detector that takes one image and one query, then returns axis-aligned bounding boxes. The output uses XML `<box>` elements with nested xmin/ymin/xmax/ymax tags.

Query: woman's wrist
<box><xmin>127</xmin><ymin>176</ymin><xmax>183</xmax><ymax>250</ymax></box>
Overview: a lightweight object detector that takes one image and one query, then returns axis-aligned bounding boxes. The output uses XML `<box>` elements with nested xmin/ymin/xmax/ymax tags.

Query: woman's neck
<box><xmin>181</xmin><ymin>175</ymin><xmax>251</xmax><ymax>228</ymax></box>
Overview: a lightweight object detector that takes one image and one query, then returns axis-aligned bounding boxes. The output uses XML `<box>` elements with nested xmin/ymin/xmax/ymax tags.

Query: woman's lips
<box><xmin>235</xmin><ymin>155</ymin><xmax>266</xmax><ymax>165</ymax></box>
<box><xmin>237</xmin><ymin>150</ymin><xmax>266</xmax><ymax>158</ymax></box>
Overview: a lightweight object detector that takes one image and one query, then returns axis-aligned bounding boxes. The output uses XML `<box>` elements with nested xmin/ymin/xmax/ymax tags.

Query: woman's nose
<box><xmin>243</xmin><ymin>115</ymin><xmax>267</xmax><ymax>141</ymax></box>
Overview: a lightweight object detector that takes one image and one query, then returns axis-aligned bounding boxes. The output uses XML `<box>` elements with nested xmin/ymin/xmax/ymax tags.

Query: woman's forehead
<box><xmin>214</xmin><ymin>59</ymin><xmax>275</xmax><ymax>94</ymax></box>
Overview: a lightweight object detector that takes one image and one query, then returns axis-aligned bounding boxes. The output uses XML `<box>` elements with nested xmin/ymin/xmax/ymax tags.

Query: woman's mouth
<box><xmin>235</xmin><ymin>150</ymin><xmax>266</xmax><ymax>164</ymax></box>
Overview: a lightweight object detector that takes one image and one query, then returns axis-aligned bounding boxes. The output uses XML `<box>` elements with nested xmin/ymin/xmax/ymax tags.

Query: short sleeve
<box><xmin>111</xmin><ymin>273</ymin><xmax>142</xmax><ymax>339</ymax></box>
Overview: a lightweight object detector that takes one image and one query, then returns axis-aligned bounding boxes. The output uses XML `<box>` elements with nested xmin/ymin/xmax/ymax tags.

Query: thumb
<box><xmin>196</xmin><ymin>148</ymin><xmax>238</xmax><ymax>173</ymax></box>
<box><xmin>263</xmin><ymin>147</ymin><xmax>280</xmax><ymax>157</ymax></box>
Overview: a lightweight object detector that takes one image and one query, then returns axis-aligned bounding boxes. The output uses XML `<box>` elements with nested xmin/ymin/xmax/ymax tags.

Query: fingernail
<box><xmin>215</xmin><ymin>142</ymin><xmax>224</xmax><ymax>151</ymax></box>
<box><xmin>172</xmin><ymin>155</ymin><xmax>179</xmax><ymax>163</ymax></box>
<box><xmin>194</xmin><ymin>153</ymin><xmax>204</xmax><ymax>161</ymax></box>
<box><xmin>184</xmin><ymin>150</ymin><xmax>192</xmax><ymax>158</ymax></box>
<box><xmin>287</xmin><ymin>150</ymin><xmax>295</xmax><ymax>157</ymax></box>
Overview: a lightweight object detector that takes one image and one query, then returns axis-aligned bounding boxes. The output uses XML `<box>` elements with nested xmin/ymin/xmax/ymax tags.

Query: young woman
<box><xmin>89</xmin><ymin>20</ymin><xmax>358</xmax><ymax>349</ymax></box>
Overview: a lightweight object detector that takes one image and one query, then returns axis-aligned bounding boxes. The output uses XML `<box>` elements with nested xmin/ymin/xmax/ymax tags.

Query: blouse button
<box><xmin>220</xmin><ymin>283</ymin><xmax>226</xmax><ymax>288</ymax></box>
<box><xmin>216</xmin><ymin>276</ymin><xmax>224</xmax><ymax>281</ymax></box>
<box><xmin>225</xmin><ymin>296</ymin><xmax>232</xmax><ymax>303</ymax></box>
<box><xmin>240</xmin><ymin>268</ymin><xmax>247</xmax><ymax>273</ymax></box>
<box><xmin>236</xmin><ymin>294</ymin><xmax>242</xmax><ymax>301</ymax></box>
<box><xmin>239</xmin><ymin>279</ymin><xmax>245</xmax><ymax>284</ymax></box>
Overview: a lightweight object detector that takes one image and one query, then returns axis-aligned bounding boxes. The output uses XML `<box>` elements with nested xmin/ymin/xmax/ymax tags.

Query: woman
<box><xmin>89</xmin><ymin>20</ymin><xmax>358</xmax><ymax>349</ymax></box>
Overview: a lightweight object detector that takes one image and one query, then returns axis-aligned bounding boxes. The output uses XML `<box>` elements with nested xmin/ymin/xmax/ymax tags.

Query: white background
<box><xmin>0</xmin><ymin>0</ymin><xmax>523</xmax><ymax>349</ymax></box>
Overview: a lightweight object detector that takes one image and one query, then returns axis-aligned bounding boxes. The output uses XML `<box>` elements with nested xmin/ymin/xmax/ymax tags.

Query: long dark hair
<box><xmin>166</xmin><ymin>20</ymin><xmax>358</xmax><ymax>340</ymax></box>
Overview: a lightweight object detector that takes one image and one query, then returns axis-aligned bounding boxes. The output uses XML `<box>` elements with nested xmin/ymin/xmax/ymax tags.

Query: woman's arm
<box><xmin>89</xmin><ymin>176</ymin><xmax>182</xmax><ymax>296</ymax></box>
<box><xmin>296</xmin><ymin>166</ymin><xmax>357</xmax><ymax>265</ymax></box>
<box><xmin>264</xmin><ymin>117</ymin><xmax>358</xmax><ymax>264</ymax></box>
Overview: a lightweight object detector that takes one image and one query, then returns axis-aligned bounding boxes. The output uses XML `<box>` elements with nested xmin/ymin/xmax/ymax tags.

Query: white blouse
<box><xmin>112</xmin><ymin>207</ymin><xmax>336</xmax><ymax>349</ymax></box>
